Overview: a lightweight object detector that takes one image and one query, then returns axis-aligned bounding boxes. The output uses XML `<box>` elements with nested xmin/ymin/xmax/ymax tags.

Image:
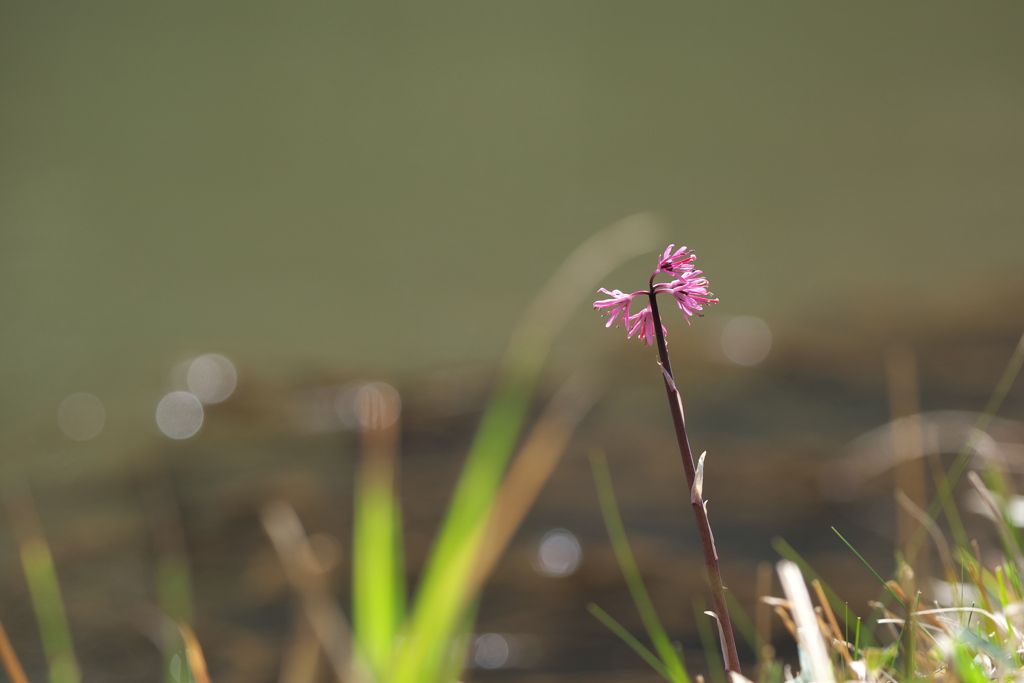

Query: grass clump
<box><xmin>601</xmin><ymin>330</ymin><xmax>1024</xmax><ymax>683</ymax></box>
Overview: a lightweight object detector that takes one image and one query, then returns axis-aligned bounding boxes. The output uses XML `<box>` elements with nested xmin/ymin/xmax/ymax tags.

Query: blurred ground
<box><xmin>1</xmin><ymin>292</ymin><xmax>1022</xmax><ymax>681</ymax></box>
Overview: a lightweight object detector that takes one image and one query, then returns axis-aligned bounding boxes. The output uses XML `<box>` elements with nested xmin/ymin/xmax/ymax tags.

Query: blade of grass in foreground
<box><xmin>391</xmin><ymin>215</ymin><xmax>666</xmax><ymax>683</ymax></box>
<box><xmin>352</xmin><ymin>385</ymin><xmax>405</xmax><ymax>680</ymax></box>
<box><xmin>138</xmin><ymin>460</ymin><xmax>193</xmax><ymax>683</ymax></box>
<box><xmin>3</xmin><ymin>483</ymin><xmax>81</xmax><ymax>683</ymax></box>
<box><xmin>0</xmin><ymin>616</ymin><xmax>29</xmax><ymax>683</ymax></box>
<box><xmin>588</xmin><ymin>603</ymin><xmax>673</xmax><ymax>680</ymax></box>
<box><xmin>353</xmin><ymin>462</ymin><xmax>404</xmax><ymax>680</ymax></box>
<box><xmin>922</xmin><ymin>329</ymin><xmax>1024</xmax><ymax>550</ymax></box>
<box><xmin>831</xmin><ymin>526</ymin><xmax>905</xmax><ymax>609</ymax></box>
<box><xmin>591</xmin><ymin>451</ymin><xmax>689</xmax><ymax>683</ymax></box>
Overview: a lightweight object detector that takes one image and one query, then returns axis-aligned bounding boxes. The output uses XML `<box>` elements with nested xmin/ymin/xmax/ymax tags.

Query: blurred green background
<box><xmin>2</xmin><ymin>4</ymin><xmax>1024</xmax><ymax>680</ymax></box>
<box><xmin>3</xmin><ymin>2</ymin><xmax>1023</xmax><ymax>435</ymax></box>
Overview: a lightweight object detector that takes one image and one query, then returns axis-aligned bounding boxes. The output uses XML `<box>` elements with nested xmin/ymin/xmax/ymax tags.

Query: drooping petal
<box><xmin>593</xmin><ymin>288</ymin><xmax>635</xmax><ymax>329</ymax></box>
<box><xmin>626</xmin><ymin>304</ymin><xmax>666</xmax><ymax>346</ymax></box>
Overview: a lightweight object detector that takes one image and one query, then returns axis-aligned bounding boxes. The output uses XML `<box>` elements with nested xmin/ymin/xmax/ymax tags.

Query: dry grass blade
<box><xmin>755</xmin><ymin>562</ymin><xmax>775</xmax><ymax>668</ymax></box>
<box><xmin>966</xmin><ymin>471</ymin><xmax>1024</xmax><ymax>569</ymax></box>
<box><xmin>769</xmin><ymin>605</ymin><xmax>798</xmax><ymax>642</ymax></box>
<box><xmin>894</xmin><ymin>490</ymin><xmax>957</xmax><ymax>586</ymax></box>
<box><xmin>869</xmin><ymin>601</ymin><xmax>903</xmax><ymax>641</ymax></box>
<box><xmin>179</xmin><ymin>622</ymin><xmax>212</xmax><ymax>683</ymax></box>
<box><xmin>469</xmin><ymin>371</ymin><xmax>601</xmax><ymax>595</ymax></box>
<box><xmin>886</xmin><ymin>345</ymin><xmax>928</xmax><ymax>577</ymax></box>
<box><xmin>0</xmin><ymin>616</ymin><xmax>29</xmax><ymax>683</ymax></box>
<box><xmin>812</xmin><ymin>579</ymin><xmax>853</xmax><ymax>667</ymax></box>
<box><xmin>262</xmin><ymin>501</ymin><xmax>358</xmax><ymax>683</ymax></box>
<box><xmin>777</xmin><ymin>560</ymin><xmax>836</xmax><ymax>683</ymax></box>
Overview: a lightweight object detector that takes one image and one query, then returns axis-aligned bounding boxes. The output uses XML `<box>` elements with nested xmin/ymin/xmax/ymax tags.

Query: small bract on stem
<box><xmin>594</xmin><ymin>245</ymin><xmax>741</xmax><ymax>673</ymax></box>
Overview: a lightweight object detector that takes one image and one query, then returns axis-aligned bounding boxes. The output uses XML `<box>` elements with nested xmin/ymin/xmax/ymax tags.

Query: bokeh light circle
<box><xmin>57</xmin><ymin>392</ymin><xmax>106</xmax><ymax>441</ymax></box>
<box><xmin>186</xmin><ymin>353</ymin><xmax>237</xmax><ymax>404</ymax></box>
<box><xmin>535</xmin><ymin>528</ymin><xmax>582</xmax><ymax>578</ymax></box>
<box><xmin>721</xmin><ymin>316</ymin><xmax>772</xmax><ymax>366</ymax></box>
<box><xmin>356</xmin><ymin>382</ymin><xmax>402</xmax><ymax>430</ymax></box>
<box><xmin>474</xmin><ymin>633</ymin><xmax>510</xmax><ymax>669</ymax></box>
<box><xmin>156</xmin><ymin>391</ymin><xmax>204</xmax><ymax>439</ymax></box>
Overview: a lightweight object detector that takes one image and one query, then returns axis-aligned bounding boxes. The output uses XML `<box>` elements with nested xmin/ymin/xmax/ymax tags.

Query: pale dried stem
<box><xmin>777</xmin><ymin>560</ymin><xmax>835</xmax><ymax>683</ymax></box>
<box><xmin>812</xmin><ymin>579</ymin><xmax>853</xmax><ymax>667</ymax></box>
<box><xmin>262</xmin><ymin>501</ymin><xmax>358</xmax><ymax>683</ymax></box>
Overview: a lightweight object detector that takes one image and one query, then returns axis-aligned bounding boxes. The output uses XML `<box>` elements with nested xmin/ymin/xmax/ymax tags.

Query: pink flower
<box><xmin>655</xmin><ymin>244</ymin><xmax>697</xmax><ymax>278</ymax></box>
<box><xmin>626</xmin><ymin>304</ymin><xmax>666</xmax><ymax>346</ymax></box>
<box><xmin>656</xmin><ymin>271</ymin><xmax>719</xmax><ymax>323</ymax></box>
<box><xmin>593</xmin><ymin>288</ymin><xmax>638</xmax><ymax>329</ymax></box>
<box><xmin>595</xmin><ymin>243</ymin><xmax>717</xmax><ymax>342</ymax></box>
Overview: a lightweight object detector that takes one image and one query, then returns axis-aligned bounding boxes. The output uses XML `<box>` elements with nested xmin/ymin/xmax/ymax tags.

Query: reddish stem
<box><xmin>648</xmin><ymin>282</ymin><xmax>742</xmax><ymax>674</ymax></box>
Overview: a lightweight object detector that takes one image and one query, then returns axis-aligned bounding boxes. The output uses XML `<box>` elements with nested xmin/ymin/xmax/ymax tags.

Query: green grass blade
<box><xmin>591</xmin><ymin>452</ymin><xmax>689</xmax><ymax>683</ymax></box>
<box><xmin>3</xmin><ymin>485</ymin><xmax>81</xmax><ymax>683</ymax></box>
<box><xmin>353</xmin><ymin>463</ymin><xmax>405</xmax><ymax>679</ymax></box>
<box><xmin>925</xmin><ymin>330</ymin><xmax>1024</xmax><ymax>548</ymax></box>
<box><xmin>588</xmin><ymin>603</ymin><xmax>673</xmax><ymax>680</ymax></box>
<box><xmin>157</xmin><ymin>554</ymin><xmax>193</xmax><ymax>683</ymax></box>
<box><xmin>439</xmin><ymin>603</ymin><xmax>477</xmax><ymax>683</ymax></box>
<box><xmin>831</xmin><ymin>526</ymin><xmax>905</xmax><ymax>608</ymax></box>
<box><xmin>952</xmin><ymin>642</ymin><xmax>990</xmax><ymax>683</ymax></box>
<box><xmin>392</xmin><ymin>386</ymin><xmax>532</xmax><ymax>683</ymax></box>
<box><xmin>393</xmin><ymin>218</ymin><xmax>665</xmax><ymax>683</ymax></box>
<box><xmin>20</xmin><ymin>539</ymin><xmax>81</xmax><ymax>683</ymax></box>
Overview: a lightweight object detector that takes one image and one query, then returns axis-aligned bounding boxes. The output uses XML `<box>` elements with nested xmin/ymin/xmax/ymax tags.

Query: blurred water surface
<box><xmin>2</xmin><ymin>2</ymin><xmax>1023</xmax><ymax>434</ymax></box>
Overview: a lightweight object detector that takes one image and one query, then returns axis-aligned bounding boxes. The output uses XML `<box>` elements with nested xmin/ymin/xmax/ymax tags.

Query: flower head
<box><xmin>655</xmin><ymin>270</ymin><xmax>719</xmax><ymax>323</ymax></box>
<box><xmin>593</xmin><ymin>288</ymin><xmax>638</xmax><ymax>329</ymax></box>
<box><xmin>655</xmin><ymin>244</ymin><xmax>697</xmax><ymax>278</ymax></box>
<box><xmin>595</xmin><ymin>243</ymin><xmax>718</xmax><ymax>343</ymax></box>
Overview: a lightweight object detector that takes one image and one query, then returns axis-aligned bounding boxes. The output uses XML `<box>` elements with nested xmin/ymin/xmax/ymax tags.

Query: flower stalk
<box><xmin>648</xmin><ymin>281</ymin><xmax>741</xmax><ymax>674</ymax></box>
<box><xmin>594</xmin><ymin>244</ymin><xmax>740</xmax><ymax>673</ymax></box>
